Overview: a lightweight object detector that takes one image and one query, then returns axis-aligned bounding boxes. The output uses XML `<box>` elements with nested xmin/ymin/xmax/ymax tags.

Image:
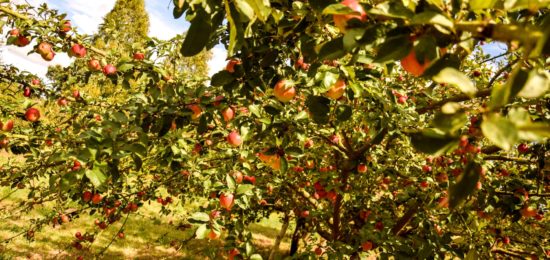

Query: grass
<box><xmin>0</xmin><ymin>187</ymin><xmax>293</xmax><ymax>259</ymax></box>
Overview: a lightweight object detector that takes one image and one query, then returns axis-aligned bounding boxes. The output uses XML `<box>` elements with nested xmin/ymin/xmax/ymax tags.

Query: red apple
<box><xmin>232</xmin><ymin>171</ymin><xmax>243</xmax><ymax>183</ymax></box>
<box><xmin>31</xmin><ymin>78</ymin><xmax>41</xmax><ymax>86</ymax></box>
<box><xmin>225</xmin><ymin>59</ymin><xmax>241</xmax><ymax>73</ymax></box>
<box><xmin>187</xmin><ymin>104</ymin><xmax>202</xmax><ymax>120</ymax></box>
<box><xmin>397</xmin><ymin>95</ymin><xmax>408</xmax><ymax>104</ymax></box>
<box><xmin>314</xmin><ymin>247</ymin><xmax>324</xmax><ymax>256</ymax></box>
<box><xmin>304</xmin><ymin>139</ymin><xmax>314</xmax><ymax>149</ymax></box>
<box><xmin>228</xmin><ymin>248</ymin><xmax>240</xmax><ymax>260</ymax></box>
<box><xmin>518</xmin><ymin>143</ymin><xmax>529</xmax><ymax>154</ymax></box>
<box><xmin>82</xmin><ymin>191</ymin><xmax>92</xmax><ymax>202</ymax></box>
<box><xmin>401</xmin><ymin>48</ymin><xmax>430</xmax><ymax>77</ymax></box>
<box><xmin>117</xmin><ymin>232</ymin><xmax>125</xmax><ymax>239</ymax></box>
<box><xmin>436</xmin><ymin>172</ymin><xmax>448</xmax><ymax>183</ymax></box>
<box><xmin>295</xmin><ymin>56</ymin><xmax>310</xmax><ymax>70</ymax></box>
<box><xmin>69</xmin><ymin>44</ymin><xmax>87</xmax><ymax>58</ymax></box>
<box><xmin>219</xmin><ymin>193</ymin><xmax>235</xmax><ymax>210</ymax></box>
<box><xmin>9</xmin><ymin>29</ymin><xmax>19</xmax><ymax>36</ymax></box>
<box><xmin>88</xmin><ymin>59</ymin><xmax>102</xmax><ymax>71</ymax></box>
<box><xmin>422</xmin><ymin>165</ymin><xmax>432</xmax><ymax>172</ymax></box>
<box><xmin>14</xmin><ymin>35</ymin><xmax>30</xmax><ymax>47</ymax></box>
<box><xmin>333</xmin><ymin>0</ymin><xmax>367</xmax><ymax>32</ymax></box>
<box><xmin>208</xmin><ymin>230</ymin><xmax>219</xmax><ymax>240</ymax></box>
<box><xmin>92</xmin><ymin>194</ymin><xmax>102</xmax><ymax>204</ymax></box>
<box><xmin>42</xmin><ymin>51</ymin><xmax>55</xmax><ymax>61</ymax></box>
<box><xmin>326</xmin><ymin>79</ymin><xmax>346</xmax><ymax>100</ymax></box>
<box><xmin>227</xmin><ymin>131</ymin><xmax>243</xmax><ymax>147</ymax></box>
<box><xmin>72</xmin><ymin>160</ymin><xmax>81</xmax><ymax>171</ymax></box>
<box><xmin>520</xmin><ymin>205</ymin><xmax>537</xmax><ymax>218</ymax></box>
<box><xmin>357</xmin><ymin>164</ymin><xmax>367</xmax><ymax>173</ymax></box>
<box><xmin>503</xmin><ymin>236</ymin><xmax>510</xmax><ymax>245</ymax></box>
<box><xmin>57</xmin><ymin>97</ymin><xmax>68</xmax><ymax>106</ymax></box>
<box><xmin>60</xmin><ymin>21</ymin><xmax>72</xmax><ymax>33</ymax></box>
<box><xmin>133</xmin><ymin>52</ymin><xmax>145</xmax><ymax>60</ymax></box>
<box><xmin>23</xmin><ymin>87</ymin><xmax>31</xmax><ymax>97</ymax></box>
<box><xmin>273</xmin><ymin>80</ymin><xmax>296</xmax><ymax>103</ymax></box>
<box><xmin>0</xmin><ymin>138</ymin><xmax>9</xmax><ymax>148</ymax></box>
<box><xmin>37</xmin><ymin>42</ymin><xmax>53</xmax><ymax>56</ymax></box>
<box><xmin>361</xmin><ymin>241</ymin><xmax>373</xmax><ymax>251</ymax></box>
<box><xmin>103</xmin><ymin>64</ymin><xmax>117</xmax><ymax>76</ymax></box>
<box><xmin>2</xmin><ymin>119</ymin><xmax>14</xmax><ymax>132</ymax></box>
<box><xmin>222</xmin><ymin>107</ymin><xmax>235</xmax><ymax>122</ymax></box>
<box><xmin>243</xmin><ymin>175</ymin><xmax>256</xmax><ymax>185</ymax></box>
<box><xmin>25</xmin><ymin>108</ymin><xmax>41</xmax><ymax>122</ymax></box>
<box><xmin>300</xmin><ymin>210</ymin><xmax>310</xmax><ymax>218</ymax></box>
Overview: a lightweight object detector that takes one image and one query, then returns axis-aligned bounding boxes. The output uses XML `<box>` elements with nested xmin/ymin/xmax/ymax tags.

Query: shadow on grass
<box><xmin>0</xmin><ymin>189</ymin><xmax>292</xmax><ymax>259</ymax></box>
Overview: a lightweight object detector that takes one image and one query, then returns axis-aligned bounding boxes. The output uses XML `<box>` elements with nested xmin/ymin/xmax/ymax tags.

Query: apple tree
<box><xmin>0</xmin><ymin>0</ymin><xmax>549</xmax><ymax>258</ymax></box>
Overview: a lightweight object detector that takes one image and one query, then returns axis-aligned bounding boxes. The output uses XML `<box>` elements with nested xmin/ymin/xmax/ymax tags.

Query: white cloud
<box><xmin>209</xmin><ymin>45</ymin><xmax>228</xmax><ymax>77</ymax></box>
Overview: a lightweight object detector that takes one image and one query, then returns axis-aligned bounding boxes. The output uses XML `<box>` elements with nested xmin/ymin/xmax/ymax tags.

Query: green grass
<box><xmin>0</xmin><ymin>187</ymin><xmax>292</xmax><ymax>259</ymax></box>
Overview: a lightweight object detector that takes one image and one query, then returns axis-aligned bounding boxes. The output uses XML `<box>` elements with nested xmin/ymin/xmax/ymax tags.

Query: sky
<box><xmin>2</xmin><ymin>0</ymin><xmax>228</xmax><ymax>78</ymax></box>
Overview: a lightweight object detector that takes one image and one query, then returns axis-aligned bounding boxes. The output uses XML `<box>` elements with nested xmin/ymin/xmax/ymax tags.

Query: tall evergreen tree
<box><xmin>93</xmin><ymin>0</ymin><xmax>149</xmax><ymax>55</ymax></box>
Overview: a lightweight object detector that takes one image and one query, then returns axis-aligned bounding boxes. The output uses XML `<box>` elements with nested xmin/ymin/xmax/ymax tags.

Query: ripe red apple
<box><xmin>295</xmin><ymin>56</ymin><xmax>310</xmax><ymax>70</ymax></box>
<box><xmin>117</xmin><ymin>232</ymin><xmax>125</xmax><ymax>239</ymax></box>
<box><xmin>69</xmin><ymin>44</ymin><xmax>87</xmax><ymax>58</ymax></box>
<box><xmin>243</xmin><ymin>175</ymin><xmax>256</xmax><ymax>185</ymax></box>
<box><xmin>103</xmin><ymin>64</ymin><xmax>117</xmax><ymax>76</ymax></box>
<box><xmin>357</xmin><ymin>164</ymin><xmax>367</xmax><ymax>173</ymax></box>
<box><xmin>228</xmin><ymin>248</ymin><xmax>240</xmax><ymax>260</ymax></box>
<box><xmin>0</xmin><ymin>138</ymin><xmax>9</xmax><ymax>148</ymax></box>
<box><xmin>401</xmin><ymin>49</ymin><xmax>430</xmax><ymax>77</ymax></box>
<box><xmin>333</xmin><ymin>0</ymin><xmax>367</xmax><ymax>32</ymax></box>
<box><xmin>330</xmin><ymin>134</ymin><xmax>340</xmax><ymax>144</ymax></box>
<box><xmin>14</xmin><ymin>35</ymin><xmax>30</xmax><ymax>47</ymax></box>
<box><xmin>60</xmin><ymin>21</ymin><xmax>72</xmax><ymax>32</ymax></box>
<box><xmin>187</xmin><ymin>104</ymin><xmax>202</xmax><ymax>120</ymax></box>
<box><xmin>503</xmin><ymin>236</ymin><xmax>510</xmax><ymax>244</ymax></box>
<box><xmin>82</xmin><ymin>191</ymin><xmax>92</xmax><ymax>202</ymax></box>
<box><xmin>326</xmin><ymin>79</ymin><xmax>346</xmax><ymax>100</ymax></box>
<box><xmin>72</xmin><ymin>160</ymin><xmax>81</xmax><ymax>171</ymax></box>
<box><xmin>222</xmin><ymin>107</ymin><xmax>235</xmax><ymax>122</ymax></box>
<box><xmin>133</xmin><ymin>52</ymin><xmax>145</xmax><ymax>60</ymax></box>
<box><xmin>31</xmin><ymin>78</ymin><xmax>40</xmax><ymax>86</ymax></box>
<box><xmin>23</xmin><ymin>87</ymin><xmax>31</xmax><ymax>97</ymax></box>
<box><xmin>273</xmin><ymin>79</ymin><xmax>296</xmax><ymax>103</ymax></box>
<box><xmin>314</xmin><ymin>247</ymin><xmax>324</xmax><ymax>256</ymax></box>
<box><xmin>459</xmin><ymin>136</ymin><xmax>469</xmax><ymax>147</ymax></box>
<box><xmin>60</xmin><ymin>214</ymin><xmax>70</xmax><ymax>223</ymax></box>
<box><xmin>92</xmin><ymin>194</ymin><xmax>102</xmax><ymax>204</ymax></box>
<box><xmin>75</xmin><ymin>232</ymin><xmax>83</xmax><ymax>240</ymax></box>
<box><xmin>422</xmin><ymin>165</ymin><xmax>432</xmax><ymax>172</ymax></box>
<box><xmin>420</xmin><ymin>181</ymin><xmax>429</xmax><ymax>188</ymax></box>
<box><xmin>520</xmin><ymin>205</ymin><xmax>537</xmax><ymax>218</ymax></box>
<box><xmin>2</xmin><ymin>119</ymin><xmax>14</xmax><ymax>132</ymax></box>
<box><xmin>225</xmin><ymin>59</ymin><xmax>241</xmax><ymax>73</ymax></box>
<box><xmin>397</xmin><ymin>95</ymin><xmax>408</xmax><ymax>104</ymax></box>
<box><xmin>37</xmin><ymin>42</ymin><xmax>53</xmax><ymax>56</ymax></box>
<box><xmin>232</xmin><ymin>171</ymin><xmax>243</xmax><ymax>183</ymax></box>
<box><xmin>208</xmin><ymin>230</ymin><xmax>220</xmax><ymax>239</ymax></box>
<box><xmin>304</xmin><ymin>139</ymin><xmax>314</xmax><ymax>149</ymax></box>
<box><xmin>25</xmin><ymin>108</ymin><xmax>41</xmax><ymax>122</ymax></box>
<box><xmin>57</xmin><ymin>97</ymin><xmax>68</xmax><ymax>106</ymax></box>
<box><xmin>219</xmin><ymin>193</ymin><xmax>235</xmax><ymax>210</ymax></box>
<box><xmin>88</xmin><ymin>59</ymin><xmax>102</xmax><ymax>71</ymax></box>
<box><xmin>300</xmin><ymin>210</ymin><xmax>310</xmax><ymax>218</ymax></box>
<box><xmin>361</xmin><ymin>241</ymin><xmax>373</xmax><ymax>251</ymax></box>
<box><xmin>9</xmin><ymin>29</ymin><xmax>19</xmax><ymax>36</ymax></box>
<box><xmin>518</xmin><ymin>143</ymin><xmax>529</xmax><ymax>154</ymax></box>
<box><xmin>227</xmin><ymin>131</ymin><xmax>243</xmax><ymax>147</ymax></box>
<box><xmin>42</xmin><ymin>51</ymin><xmax>55</xmax><ymax>61</ymax></box>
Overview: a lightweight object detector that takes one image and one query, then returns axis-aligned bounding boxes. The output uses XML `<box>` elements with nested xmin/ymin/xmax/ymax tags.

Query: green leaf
<box><xmin>211</xmin><ymin>70</ymin><xmax>235</xmax><ymax>86</ymax></box>
<box><xmin>85</xmin><ymin>164</ymin><xmax>107</xmax><ymax>189</ymax></box>
<box><xmin>322</xmin><ymin>4</ymin><xmax>358</xmax><ymax>15</ymax></box>
<box><xmin>469</xmin><ymin>0</ymin><xmax>498</xmax><ymax>9</ymax></box>
<box><xmin>318</xmin><ymin>37</ymin><xmax>346</xmax><ymax>60</ymax></box>
<box><xmin>489</xmin><ymin>68</ymin><xmax>528</xmax><ymax>109</ymax></box>
<box><xmin>250</xmin><ymin>254</ymin><xmax>263</xmax><ymax>260</ymax></box>
<box><xmin>517</xmin><ymin>124</ymin><xmax>550</xmax><ymax>141</ymax></box>
<box><xmin>189</xmin><ymin>212</ymin><xmax>210</xmax><ymax>223</ymax></box>
<box><xmin>195</xmin><ymin>224</ymin><xmax>209</xmax><ymax>239</ymax></box>
<box><xmin>235</xmin><ymin>0</ymin><xmax>255</xmax><ymax>20</ymax></box>
<box><xmin>481</xmin><ymin>114</ymin><xmax>518</xmax><ymax>150</ymax></box>
<box><xmin>122</xmin><ymin>143</ymin><xmax>147</xmax><ymax>157</ymax></box>
<box><xmin>449</xmin><ymin>162</ymin><xmax>481</xmax><ymax>209</ymax></box>
<box><xmin>517</xmin><ymin>69</ymin><xmax>550</xmax><ymax>98</ymax></box>
<box><xmin>280</xmin><ymin>155</ymin><xmax>288</xmax><ymax>173</ymax></box>
<box><xmin>374</xmin><ymin>36</ymin><xmax>411</xmax><ymax>64</ymax></box>
<box><xmin>306</xmin><ymin>96</ymin><xmax>331</xmax><ymax>124</ymax></box>
<box><xmin>117</xmin><ymin>63</ymin><xmax>134</xmax><ymax>72</ymax></box>
<box><xmin>433</xmin><ymin>68</ymin><xmax>477</xmax><ymax>97</ymax></box>
<box><xmin>369</xmin><ymin>2</ymin><xmax>414</xmax><ymax>19</ymax></box>
<box><xmin>432</xmin><ymin>111</ymin><xmax>468</xmax><ymax>134</ymax></box>
<box><xmin>244</xmin><ymin>0</ymin><xmax>271</xmax><ymax>22</ymax></box>
<box><xmin>226</xmin><ymin>174</ymin><xmax>236</xmax><ymax>190</ymax></box>
<box><xmin>410</xmin><ymin>129</ymin><xmax>458</xmax><ymax>156</ymax></box>
<box><xmin>335</xmin><ymin>105</ymin><xmax>352</xmax><ymax>121</ymax></box>
<box><xmin>181</xmin><ymin>10</ymin><xmax>211</xmax><ymax>57</ymax></box>
<box><xmin>236</xmin><ymin>184</ymin><xmax>254</xmax><ymax>195</ymax></box>
<box><xmin>411</xmin><ymin>12</ymin><xmax>454</xmax><ymax>31</ymax></box>
<box><xmin>224</xmin><ymin>0</ymin><xmax>239</xmax><ymax>56</ymax></box>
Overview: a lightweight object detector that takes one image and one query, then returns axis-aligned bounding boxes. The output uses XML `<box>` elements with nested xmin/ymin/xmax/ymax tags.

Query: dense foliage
<box><xmin>0</xmin><ymin>0</ymin><xmax>549</xmax><ymax>258</ymax></box>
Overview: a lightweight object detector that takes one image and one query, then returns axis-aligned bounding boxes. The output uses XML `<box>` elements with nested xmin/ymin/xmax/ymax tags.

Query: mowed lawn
<box><xmin>0</xmin><ymin>187</ymin><xmax>292</xmax><ymax>259</ymax></box>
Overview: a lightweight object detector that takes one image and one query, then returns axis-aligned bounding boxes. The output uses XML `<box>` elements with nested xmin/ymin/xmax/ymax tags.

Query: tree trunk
<box><xmin>290</xmin><ymin>217</ymin><xmax>305</xmax><ymax>256</ymax></box>
<box><xmin>268</xmin><ymin>214</ymin><xmax>290</xmax><ymax>260</ymax></box>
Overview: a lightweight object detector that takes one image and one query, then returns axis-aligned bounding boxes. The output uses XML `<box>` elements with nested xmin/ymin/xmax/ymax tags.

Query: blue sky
<box><xmin>3</xmin><ymin>0</ymin><xmax>227</xmax><ymax>78</ymax></box>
